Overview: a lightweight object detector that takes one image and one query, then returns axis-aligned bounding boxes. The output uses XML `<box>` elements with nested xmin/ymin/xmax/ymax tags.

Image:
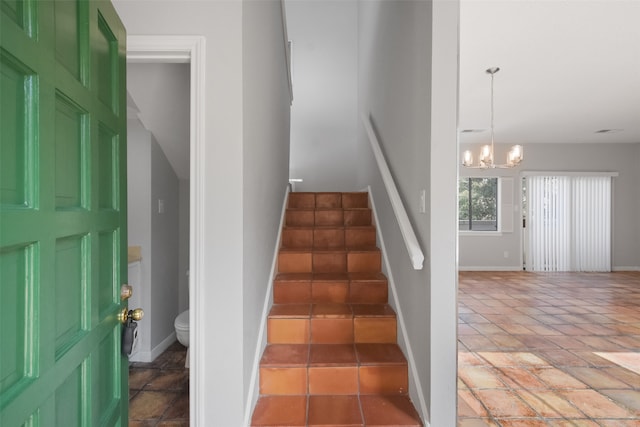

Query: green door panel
<box><xmin>1</xmin><ymin>0</ymin><xmax>128</xmax><ymax>425</ymax></box>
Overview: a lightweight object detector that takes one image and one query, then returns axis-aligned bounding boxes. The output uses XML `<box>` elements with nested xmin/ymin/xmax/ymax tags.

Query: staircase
<box><xmin>250</xmin><ymin>192</ymin><xmax>423</xmax><ymax>426</ymax></box>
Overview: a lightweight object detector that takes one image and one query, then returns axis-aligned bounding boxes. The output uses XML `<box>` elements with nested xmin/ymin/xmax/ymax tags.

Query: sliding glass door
<box><xmin>524</xmin><ymin>174</ymin><xmax>612</xmax><ymax>272</ymax></box>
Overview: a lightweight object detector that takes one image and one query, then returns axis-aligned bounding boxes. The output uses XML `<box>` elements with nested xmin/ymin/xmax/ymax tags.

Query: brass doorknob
<box><xmin>121</xmin><ymin>284</ymin><xmax>133</xmax><ymax>300</ymax></box>
<box><xmin>130</xmin><ymin>308</ymin><xmax>144</xmax><ymax>321</ymax></box>
<box><xmin>118</xmin><ymin>307</ymin><xmax>145</xmax><ymax>324</ymax></box>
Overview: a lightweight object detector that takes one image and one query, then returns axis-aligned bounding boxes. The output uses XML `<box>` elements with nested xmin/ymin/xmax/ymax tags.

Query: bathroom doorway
<box><xmin>125</xmin><ymin>36</ymin><xmax>205</xmax><ymax>423</ymax></box>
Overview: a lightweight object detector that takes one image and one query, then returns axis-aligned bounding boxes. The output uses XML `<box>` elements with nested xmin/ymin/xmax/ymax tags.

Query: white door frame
<box><xmin>126</xmin><ymin>35</ymin><xmax>206</xmax><ymax>425</ymax></box>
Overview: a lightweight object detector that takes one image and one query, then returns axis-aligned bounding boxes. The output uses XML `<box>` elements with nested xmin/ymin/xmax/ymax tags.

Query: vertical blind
<box><xmin>526</xmin><ymin>175</ymin><xmax>612</xmax><ymax>272</ymax></box>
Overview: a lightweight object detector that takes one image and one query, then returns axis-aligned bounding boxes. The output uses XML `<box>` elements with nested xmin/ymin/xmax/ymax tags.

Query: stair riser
<box><xmin>288</xmin><ymin>192</ymin><xmax>369</xmax><ymax>210</ymax></box>
<box><xmin>278</xmin><ymin>251</ymin><xmax>381</xmax><ymax>274</ymax></box>
<box><xmin>267</xmin><ymin>317</ymin><xmax>397</xmax><ymax>344</ymax></box>
<box><xmin>258</xmin><ymin>365</ymin><xmax>408</xmax><ymax>396</ymax></box>
<box><xmin>285</xmin><ymin>209</ymin><xmax>373</xmax><ymax>227</ymax></box>
<box><xmin>282</xmin><ymin>228</ymin><xmax>377</xmax><ymax>249</ymax></box>
<box><xmin>273</xmin><ymin>280</ymin><xmax>389</xmax><ymax>304</ymax></box>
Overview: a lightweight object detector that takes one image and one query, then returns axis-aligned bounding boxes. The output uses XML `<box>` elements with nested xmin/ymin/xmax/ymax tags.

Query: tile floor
<box><xmin>129</xmin><ymin>342</ymin><xmax>189</xmax><ymax>427</ymax></box>
<box><xmin>458</xmin><ymin>271</ymin><xmax>640</xmax><ymax>427</ymax></box>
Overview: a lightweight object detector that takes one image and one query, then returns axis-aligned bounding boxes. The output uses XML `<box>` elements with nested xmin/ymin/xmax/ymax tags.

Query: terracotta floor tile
<box><xmin>559</xmin><ymin>389</ymin><xmax>635</xmax><ymax>418</ymax></box>
<box><xmin>457</xmin><ymin>419</ymin><xmax>499</xmax><ymax>427</ymax></box>
<box><xmin>289</xmin><ymin>193</ymin><xmax>316</xmax><ymax>209</ymax></box>
<box><xmin>531</xmin><ymin>367</ymin><xmax>589</xmax><ymax>389</ymax></box>
<box><xmin>260</xmin><ymin>367</ymin><xmax>308</xmax><ymax>394</ymax></box>
<box><xmin>268</xmin><ymin>318</ymin><xmax>310</xmax><ymax>344</ymax></box>
<box><xmin>601</xmin><ymin>366</ymin><xmax>640</xmax><ymax>387</ymax></box>
<box><xmin>308</xmin><ymin>366</ymin><xmax>358</xmax><ymax>394</ymax></box>
<box><xmin>473</xmin><ymin>389</ymin><xmax>537</xmax><ymax>418</ymax></box>
<box><xmin>251</xmin><ymin>395</ymin><xmax>307</xmax><ymax>426</ymax></box>
<box><xmin>495</xmin><ymin>420</ymin><xmax>548</xmax><ymax>427</ymax></box>
<box><xmin>515</xmin><ymin>389</ymin><xmax>585</xmax><ymax>418</ymax></box>
<box><xmin>354</xmin><ymin>317</ymin><xmax>397</xmax><ymax>343</ymax></box>
<box><xmin>599</xmin><ymin>389</ymin><xmax>640</xmax><ymax>414</ymax></box>
<box><xmin>545</xmin><ymin>420</ymin><xmax>600</xmax><ymax>427</ymax></box>
<box><xmin>497</xmin><ymin>367</ymin><xmax>547</xmax><ymax>389</ymax></box>
<box><xmin>355</xmin><ymin>343</ymin><xmax>406</xmax><ymax>365</ymax></box>
<box><xmin>459</xmin><ymin>352</ymin><xmax>489</xmax><ymax>367</ymax></box>
<box><xmin>458</xmin><ymin>389</ymin><xmax>489</xmax><ymax>417</ymax></box>
<box><xmin>359</xmin><ymin>365</ymin><xmax>408</xmax><ymax>394</ymax></box>
<box><xmin>307</xmin><ymin>395</ymin><xmax>363</xmax><ymax>426</ymax></box>
<box><xmin>458</xmin><ymin>366</ymin><xmax>507</xmax><ymax>389</ymax></box>
<box><xmin>563</xmin><ymin>366</ymin><xmax>630</xmax><ymax>389</ymax></box>
<box><xmin>341</xmin><ymin>192</ymin><xmax>368</xmax><ymax>208</ymax></box>
<box><xmin>309</xmin><ymin>344</ymin><xmax>357</xmax><ymax>365</ymax></box>
<box><xmin>311</xmin><ymin>279</ymin><xmax>349</xmax><ymax>303</ymax></box>
<box><xmin>311</xmin><ymin>318</ymin><xmax>353</xmax><ymax>344</ymax></box>
<box><xmin>595</xmin><ymin>352</ymin><xmax>640</xmax><ymax>375</ymax></box>
<box><xmin>360</xmin><ymin>395</ymin><xmax>422</xmax><ymax>426</ymax></box>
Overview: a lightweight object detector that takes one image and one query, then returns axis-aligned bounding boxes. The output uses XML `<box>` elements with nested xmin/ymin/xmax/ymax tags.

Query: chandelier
<box><xmin>462</xmin><ymin>67</ymin><xmax>523</xmax><ymax>169</ymax></box>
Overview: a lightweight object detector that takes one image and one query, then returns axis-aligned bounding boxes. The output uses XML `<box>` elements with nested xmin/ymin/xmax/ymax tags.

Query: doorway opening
<box><xmin>126</xmin><ymin>35</ymin><xmax>205</xmax><ymax>424</ymax></box>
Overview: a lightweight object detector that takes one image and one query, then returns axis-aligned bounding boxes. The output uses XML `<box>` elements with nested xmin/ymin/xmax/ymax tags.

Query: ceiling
<box><xmin>459</xmin><ymin>0</ymin><xmax>640</xmax><ymax>146</ymax></box>
<box><xmin>124</xmin><ymin>1</ymin><xmax>640</xmax><ymax>181</ymax></box>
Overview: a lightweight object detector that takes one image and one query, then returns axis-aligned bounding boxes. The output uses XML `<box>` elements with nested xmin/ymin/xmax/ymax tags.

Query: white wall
<box><xmin>285</xmin><ymin>0</ymin><xmax>359</xmax><ymax>191</ymax></box>
<box><xmin>242</xmin><ymin>0</ymin><xmax>292</xmax><ymax>414</ymax></box>
<box><xmin>114</xmin><ymin>1</ymin><xmax>290</xmax><ymax>424</ymax></box>
<box><xmin>178</xmin><ymin>179</ymin><xmax>189</xmax><ymax>312</ymax></box>
<box><xmin>358</xmin><ymin>1</ymin><xmax>459</xmax><ymax>425</ymax></box>
<box><xmin>127</xmin><ymin>119</ymin><xmax>180</xmax><ymax>359</ymax></box>
<box><xmin>459</xmin><ymin>142</ymin><xmax>640</xmax><ymax>270</ymax></box>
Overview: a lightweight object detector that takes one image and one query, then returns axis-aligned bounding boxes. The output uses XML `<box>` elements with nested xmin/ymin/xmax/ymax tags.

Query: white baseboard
<box><xmin>458</xmin><ymin>266</ymin><xmax>523</xmax><ymax>271</ymax></box>
<box><xmin>368</xmin><ymin>186</ymin><xmax>429</xmax><ymax>424</ymax></box>
<box><xmin>612</xmin><ymin>266</ymin><xmax>640</xmax><ymax>272</ymax></box>
<box><xmin>129</xmin><ymin>332</ymin><xmax>177</xmax><ymax>363</ymax></box>
<box><xmin>243</xmin><ymin>185</ymin><xmax>290</xmax><ymax>427</ymax></box>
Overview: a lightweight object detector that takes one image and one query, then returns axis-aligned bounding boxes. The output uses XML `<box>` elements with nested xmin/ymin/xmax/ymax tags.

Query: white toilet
<box><xmin>174</xmin><ymin>309</ymin><xmax>190</xmax><ymax>367</ymax></box>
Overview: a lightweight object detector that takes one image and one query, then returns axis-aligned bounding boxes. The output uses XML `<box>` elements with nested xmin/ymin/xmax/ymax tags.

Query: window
<box><xmin>459</xmin><ymin>177</ymin><xmax>498</xmax><ymax>231</ymax></box>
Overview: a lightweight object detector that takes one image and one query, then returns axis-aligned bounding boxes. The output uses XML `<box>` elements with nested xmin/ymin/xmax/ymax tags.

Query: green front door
<box><xmin>1</xmin><ymin>0</ymin><xmax>128</xmax><ymax>425</ymax></box>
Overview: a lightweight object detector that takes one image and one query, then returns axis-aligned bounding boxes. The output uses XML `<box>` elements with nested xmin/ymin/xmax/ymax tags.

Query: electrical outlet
<box><xmin>503</xmin><ymin>251</ymin><xmax>509</xmax><ymax>258</ymax></box>
<box><xmin>158</xmin><ymin>199</ymin><xmax>165</xmax><ymax>214</ymax></box>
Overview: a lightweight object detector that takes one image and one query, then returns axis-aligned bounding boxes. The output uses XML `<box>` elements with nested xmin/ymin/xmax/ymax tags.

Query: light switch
<box><xmin>158</xmin><ymin>199</ymin><xmax>165</xmax><ymax>214</ymax></box>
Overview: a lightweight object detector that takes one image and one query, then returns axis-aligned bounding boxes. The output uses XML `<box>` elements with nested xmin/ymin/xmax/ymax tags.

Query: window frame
<box><xmin>458</xmin><ymin>176</ymin><xmax>501</xmax><ymax>234</ymax></box>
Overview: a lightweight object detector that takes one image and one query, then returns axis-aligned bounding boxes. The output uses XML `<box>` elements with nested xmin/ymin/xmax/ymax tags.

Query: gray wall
<box><xmin>357</xmin><ymin>2</ymin><xmax>460</xmax><ymax>425</ymax></box>
<box><xmin>285</xmin><ymin>0</ymin><xmax>359</xmax><ymax>191</ymax></box>
<box><xmin>127</xmin><ymin>120</ymin><xmax>152</xmax><ymax>357</ymax></box>
<box><xmin>357</xmin><ymin>0</ymin><xmax>432</xmax><ymax>421</ymax></box>
<box><xmin>114</xmin><ymin>1</ymin><xmax>290</xmax><ymax>424</ymax></box>
<box><xmin>150</xmin><ymin>137</ymin><xmax>180</xmax><ymax>347</ymax></box>
<box><xmin>127</xmin><ymin>120</ymin><xmax>180</xmax><ymax>357</ymax></box>
<box><xmin>459</xmin><ymin>142</ymin><xmax>640</xmax><ymax>270</ymax></box>
<box><xmin>242</xmin><ymin>0</ymin><xmax>292</xmax><ymax>413</ymax></box>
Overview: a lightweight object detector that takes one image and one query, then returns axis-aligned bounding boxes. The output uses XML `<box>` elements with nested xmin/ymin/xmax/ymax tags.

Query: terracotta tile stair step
<box><xmin>253</xmin><ymin>192</ymin><xmax>422</xmax><ymax>426</ymax></box>
<box><xmin>281</xmin><ymin>226</ymin><xmax>377</xmax><ymax>250</ymax></box>
<box><xmin>251</xmin><ymin>394</ymin><xmax>422</xmax><ymax>427</ymax></box>
<box><xmin>273</xmin><ymin>272</ymin><xmax>388</xmax><ymax>304</ymax></box>
<box><xmin>278</xmin><ymin>247</ymin><xmax>382</xmax><ymax>274</ymax></box>
<box><xmin>258</xmin><ymin>343</ymin><xmax>409</xmax><ymax>396</ymax></box>
<box><xmin>266</xmin><ymin>304</ymin><xmax>397</xmax><ymax>345</ymax></box>
<box><xmin>285</xmin><ymin>208</ymin><xmax>373</xmax><ymax>227</ymax></box>
<box><xmin>287</xmin><ymin>191</ymin><xmax>370</xmax><ymax>210</ymax></box>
